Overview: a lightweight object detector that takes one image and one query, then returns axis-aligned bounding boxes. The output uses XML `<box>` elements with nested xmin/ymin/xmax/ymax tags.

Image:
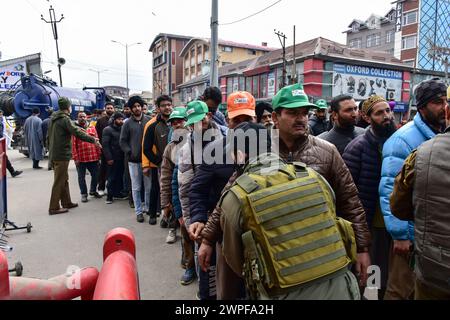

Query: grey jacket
<box><xmin>119</xmin><ymin>115</ymin><xmax>150</xmax><ymax>163</ymax></box>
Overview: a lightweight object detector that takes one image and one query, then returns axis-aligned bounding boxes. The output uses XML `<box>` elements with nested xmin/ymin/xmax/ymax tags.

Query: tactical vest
<box><xmin>414</xmin><ymin>132</ymin><xmax>450</xmax><ymax>294</ymax></box>
<box><xmin>229</xmin><ymin>154</ymin><xmax>354</xmax><ymax>298</ymax></box>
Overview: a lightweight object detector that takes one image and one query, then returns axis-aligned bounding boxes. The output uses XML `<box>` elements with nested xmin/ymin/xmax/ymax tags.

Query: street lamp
<box><xmin>111</xmin><ymin>40</ymin><xmax>142</xmax><ymax>94</ymax></box>
<box><xmin>88</xmin><ymin>68</ymin><xmax>108</xmax><ymax>87</ymax></box>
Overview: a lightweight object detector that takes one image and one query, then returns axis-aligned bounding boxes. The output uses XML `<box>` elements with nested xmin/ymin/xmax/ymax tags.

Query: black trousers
<box><xmin>6</xmin><ymin>156</ymin><xmax>15</xmax><ymax>175</ymax></box>
<box><xmin>148</xmin><ymin>168</ymin><xmax>161</xmax><ymax>215</ymax></box>
<box><xmin>98</xmin><ymin>154</ymin><xmax>108</xmax><ymax>191</ymax></box>
<box><xmin>107</xmin><ymin>158</ymin><xmax>125</xmax><ymax>200</ymax></box>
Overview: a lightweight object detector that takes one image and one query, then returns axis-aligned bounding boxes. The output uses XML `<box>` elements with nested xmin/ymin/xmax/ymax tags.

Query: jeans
<box><xmin>128</xmin><ymin>162</ymin><xmax>151</xmax><ymax>216</ymax></box>
<box><xmin>107</xmin><ymin>158</ymin><xmax>125</xmax><ymax>200</ymax></box>
<box><xmin>76</xmin><ymin>161</ymin><xmax>99</xmax><ymax>196</ymax></box>
<box><xmin>195</xmin><ymin>242</ymin><xmax>217</xmax><ymax>300</ymax></box>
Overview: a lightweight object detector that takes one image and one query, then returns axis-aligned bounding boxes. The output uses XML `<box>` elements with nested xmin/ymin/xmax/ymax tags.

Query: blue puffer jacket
<box><xmin>171</xmin><ymin>165</ymin><xmax>182</xmax><ymax>220</ymax></box>
<box><xmin>379</xmin><ymin>114</ymin><xmax>436</xmax><ymax>241</ymax></box>
<box><xmin>343</xmin><ymin>129</ymin><xmax>385</xmax><ymax>228</ymax></box>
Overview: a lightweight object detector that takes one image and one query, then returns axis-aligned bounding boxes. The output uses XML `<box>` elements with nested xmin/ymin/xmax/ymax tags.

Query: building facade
<box><xmin>177</xmin><ymin>39</ymin><xmax>274</xmax><ymax>104</ymax></box>
<box><xmin>149</xmin><ymin>33</ymin><xmax>193</xmax><ymax>101</ymax></box>
<box><xmin>345</xmin><ymin>9</ymin><xmax>397</xmax><ymax>55</ymax></box>
<box><xmin>393</xmin><ymin>0</ymin><xmax>450</xmax><ymax>73</ymax></box>
<box><xmin>218</xmin><ymin>37</ymin><xmax>413</xmax><ymax>122</ymax></box>
<box><xmin>104</xmin><ymin>86</ymin><xmax>130</xmax><ymax>99</ymax></box>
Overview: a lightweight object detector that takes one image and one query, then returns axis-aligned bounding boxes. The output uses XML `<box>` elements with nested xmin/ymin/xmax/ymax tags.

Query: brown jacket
<box><xmin>160</xmin><ymin>128</ymin><xmax>189</xmax><ymax>209</ymax></box>
<box><xmin>202</xmin><ymin>134</ymin><xmax>371</xmax><ymax>252</ymax></box>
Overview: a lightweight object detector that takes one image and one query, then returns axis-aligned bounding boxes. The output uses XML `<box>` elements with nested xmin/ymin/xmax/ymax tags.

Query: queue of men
<box><xmin>25</xmin><ymin>78</ymin><xmax>450</xmax><ymax>300</ymax></box>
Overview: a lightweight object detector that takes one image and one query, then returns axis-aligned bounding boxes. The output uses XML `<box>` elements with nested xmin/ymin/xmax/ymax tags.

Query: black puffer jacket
<box><xmin>189</xmin><ymin>138</ymin><xmax>235</xmax><ymax>224</ymax></box>
<box><xmin>342</xmin><ymin>129</ymin><xmax>386</xmax><ymax>228</ymax></box>
<box><xmin>102</xmin><ymin>123</ymin><xmax>124</xmax><ymax>161</ymax></box>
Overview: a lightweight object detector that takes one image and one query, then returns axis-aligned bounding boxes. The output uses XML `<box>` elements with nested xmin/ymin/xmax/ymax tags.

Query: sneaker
<box><xmin>81</xmin><ymin>195</ymin><xmax>88</xmax><ymax>203</ymax></box>
<box><xmin>89</xmin><ymin>192</ymin><xmax>103</xmax><ymax>199</ymax></box>
<box><xmin>166</xmin><ymin>229</ymin><xmax>177</xmax><ymax>244</ymax></box>
<box><xmin>136</xmin><ymin>214</ymin><xmax>145</xmax><ymax>223</ymax></box>
<box><xmin>180</xmin><ymin>268</ymin><xmax>196</xmax><ymax>286</ymax></box>
<box><xmin>11</xmin><ymin>170</ymin><xmax>23</xmax><ymax>178</ymax></box>
<box><xmin>113</xmin><ymin>194</ymin><xmax>128</xmax><ymax>200</ymax></box>
<box><xmin>97</xmin><ymin>190</ymin><xmax>105</xmax><ymax>197</ymax></box>
<box><xmin>149</xmin><ymin>215</ymin><xmax>157</xmax><ymax>225</ymax></box>
<box><xmin>105</xmin><ymin>199</ymin><xmax>113</xmax><ymax>204</ymax></box>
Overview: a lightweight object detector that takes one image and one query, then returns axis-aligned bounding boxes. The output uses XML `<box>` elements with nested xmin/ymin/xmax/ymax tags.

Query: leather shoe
<box><xmin>49</xmin><ymin>208</ymin><xmax>69</xmax><ymax>215</ymax></box>
<box><xmin>63</xmin><ymin>203</ymin><xmax>79</xmax><ymax>209</ymax></box>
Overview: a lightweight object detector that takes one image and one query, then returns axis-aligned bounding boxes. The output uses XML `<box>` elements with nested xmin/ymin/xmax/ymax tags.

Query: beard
<box><xmin>372</xmin><ymin>119</ymin><xmax>397</xmax><ymax>138</ymax></box>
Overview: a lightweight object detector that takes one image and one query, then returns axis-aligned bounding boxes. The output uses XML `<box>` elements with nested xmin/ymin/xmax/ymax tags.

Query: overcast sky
<box><xmin>1</xmin><ymin>0</ymin><xmax>393</xmax><ymax>93</ymax></box>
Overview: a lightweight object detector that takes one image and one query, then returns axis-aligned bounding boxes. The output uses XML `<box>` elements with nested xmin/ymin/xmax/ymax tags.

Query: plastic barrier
<box><xmin>0</xmin><ymin>251</ymin><xmax>98</xmax><ymax>300</ymax></box>
<box><xmin>93</xmin><ymin>228</ymin><xmax>140</xmax><ymax>300</ymax></box>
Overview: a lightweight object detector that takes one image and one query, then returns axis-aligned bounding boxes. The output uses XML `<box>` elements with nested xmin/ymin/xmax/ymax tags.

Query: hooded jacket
<box><xmin>142</xmin><ymin>114</ymin><xmax>171</xmax><ymax>168</ymax></box>
<box><xmin>48</xmin><ymin>111</ymin><xmax>96</xmax><ymax>161</ymax></box>
<box><xmin>102</xmin><ymin>123</ymin><xmax>124</xmax><ymax>161</ymax></box>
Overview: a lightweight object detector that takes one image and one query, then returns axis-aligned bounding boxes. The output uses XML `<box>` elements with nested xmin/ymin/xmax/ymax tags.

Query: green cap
<box><xmin>272</xmin><ymin>84</ymin><xmax>317</xmax><ymax>110</ymax></box>
<box><xmin>169</xmin><ymin>107</ymin><xmax>187</xmax><ymax>122</ymax></box>
<box><xmin>315</xmin><ymin>99</ymin><xmax>328</xmax><ymax>110</ymax></box>
<box><xmin>185</xmin><ymin>101</ymin><xmax>209</xmax><ymax>127</ymax></box>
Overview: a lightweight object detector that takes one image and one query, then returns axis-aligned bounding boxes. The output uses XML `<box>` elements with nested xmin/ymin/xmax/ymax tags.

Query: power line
<box><xmin>220</xmin><ymin>0</ymin><xmax>282</xmax><ymax>26</ymax></box>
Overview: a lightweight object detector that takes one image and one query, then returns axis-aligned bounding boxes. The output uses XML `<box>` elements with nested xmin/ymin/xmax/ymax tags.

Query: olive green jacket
<box><xmin>47</xmin><ymin>111</ymin><xmax>96</xmax><ymax>161</ymax></box>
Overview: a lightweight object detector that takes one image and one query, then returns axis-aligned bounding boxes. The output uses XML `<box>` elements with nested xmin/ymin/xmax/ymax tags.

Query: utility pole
<box><xmin>275</xmin><ymin>30</ymin><xmax>287</xmax><ymax>89</ymax></box>
<box><xmin>41</xmin><ymin>5</ymin><xmax>65</xmax><ymax>87</ymax></box>
<box><xmin>292</xmin><ymin>25</ymin><xmax>297</xmax><ymax>84</ymax></box>
<box><xmin>210</xmin><ymin>0</ymin><xmax>219</xmax><ymax>88</ymax></box>
<box><xmin>89</xmin><ymin>68</ymin><xmax>108</xmax><ymax>87</ymax></box>
<box><xmin>111</xmin><ymin>41</ymin><xmax>141</xmax><ymax>94</ymax></box>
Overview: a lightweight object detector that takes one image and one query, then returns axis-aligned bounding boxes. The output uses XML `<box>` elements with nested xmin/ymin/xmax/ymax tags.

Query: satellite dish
<box><xmin>58</xmin><ymin>57</ymin><xmax>66</xmax><ymax>66</ymax></box>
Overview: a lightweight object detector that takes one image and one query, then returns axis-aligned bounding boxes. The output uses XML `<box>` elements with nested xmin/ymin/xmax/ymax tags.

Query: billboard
<box><xmin>0</xmin><ymin>61</ymin><xmax>27</xmax><ymax>91</ymax></box>
<box><xmin>332</xmin><ymin>63</ymin><xmax>404</xmax><ymax>101</ymax></box>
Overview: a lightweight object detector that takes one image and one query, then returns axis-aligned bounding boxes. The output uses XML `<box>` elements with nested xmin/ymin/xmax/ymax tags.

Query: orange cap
<box><xmin>227</xmin><ymin>91</ymin><xmax>256</xmax><ymax>119</ymax></box>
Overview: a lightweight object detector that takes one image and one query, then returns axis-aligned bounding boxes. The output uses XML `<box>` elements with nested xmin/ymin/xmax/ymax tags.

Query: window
<box><xmin>386</xmin><ymin>48</ymin><xmax>395</xmax><ymax>55</ymax></box>
<box><xmin>402</xmin><ymin>35</ymin><xmax>417</xmax><ymax>50</ymax></box>
<box><xmin>197</xmin><ymin>46</ymin><xmax>202</xmax><ymax>54</ymax></box>
<box><xmin>259</xmin><ymin>74</ymin><xmax>268</xmax><ymax>98</ymax></box>
<box><xmin>367</xmin><ymin>33</ymin><xmax>380</xmax><ymax>48</ymax></box>
<box><xmin>252</xmin><ymin>76</ymin><xmax>259</xmax><ymax>98</ymax></box>
<box><xmin>386</xmin><ymin>30</ymin><xmax>394</xmax><ymax>43</ymax></box>
<box><xmin>222</xmin><ymin>46</ymin><xmax>233</xmax><ymax>52</ymax></box>
<box><xmin>248</xmin><ymin>49</ymin><xmax>257</xmax><ymax>55</ymax></box>
<box><xmin>239</xmin><ymin>77</ymin><xmax>245</xmax><ymax>91</ymax></box>
<box><xmin>227</xmin><ymin>78</ymin><xmax>233</xmax><ymax>95</ymax></box>
<box><xmin>246</xmin><ymin>77</ymin><xmax>252</xmax><ymax>92</ymax></box>
<box><xmin>349</xmin><ymin>38</ymin><xmax>362</xmax><ymax>49</ymax></box>
<box><xmin>403</xmin><ymin>11</ymin><xmax>417</xmax><ymax>26</ymax></box>
<box><xmin>352</xmin><ymin>23</ymin><xmax>359</xmax><ymax>32</ymax></box>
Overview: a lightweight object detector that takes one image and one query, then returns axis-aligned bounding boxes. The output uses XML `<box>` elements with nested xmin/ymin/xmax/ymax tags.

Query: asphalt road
<box><xmin>3</xmin><ymin>150</ymin><xmax>197</xmax><ymax>300</ymax></box>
